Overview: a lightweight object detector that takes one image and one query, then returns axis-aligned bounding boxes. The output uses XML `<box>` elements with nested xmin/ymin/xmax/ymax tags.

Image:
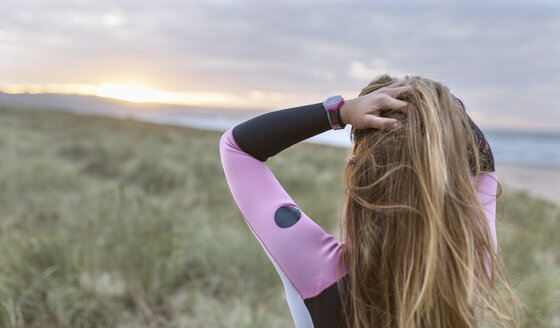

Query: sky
<box><xmin>1</xmin><ymin>0</ymin><xmax>559</xmax><ymax>131</ymax></box>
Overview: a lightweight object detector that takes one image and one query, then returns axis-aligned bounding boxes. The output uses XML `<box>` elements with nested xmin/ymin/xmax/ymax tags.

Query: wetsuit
<box><xmin>219</xmin><ymin>102</ymin><xmax>497</xmax><ymax>328</ymax></box>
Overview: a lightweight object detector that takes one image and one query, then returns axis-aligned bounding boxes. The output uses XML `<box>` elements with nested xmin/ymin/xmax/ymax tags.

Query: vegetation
<box><xmin>0</xmin><ymin>105</ymin><xmax>558</xmax><ymax>327</ymax></box>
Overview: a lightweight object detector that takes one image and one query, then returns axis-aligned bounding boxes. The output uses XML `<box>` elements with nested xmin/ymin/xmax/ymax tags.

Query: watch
<box><xmin>323</xmin><ymin>95</ymin><xmax>346</xmax><ymax>130</ymax></box>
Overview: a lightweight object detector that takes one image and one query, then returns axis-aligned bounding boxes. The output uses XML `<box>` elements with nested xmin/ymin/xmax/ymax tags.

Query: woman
<box><xmin>220</xmin><ymin>75</ymin><xmax>520</xmax><ymax>327</ymax></box>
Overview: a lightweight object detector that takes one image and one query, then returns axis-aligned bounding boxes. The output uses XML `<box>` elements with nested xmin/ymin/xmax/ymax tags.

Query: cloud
<box><xmin>347</xmin><ymin>59</ymin><xmax>408</xmax><ymax>81</ymax></box>
<box><xmin>1</xmin><ymin>0</ymin><xmax>559</xmax><ymax>129</ymax></box>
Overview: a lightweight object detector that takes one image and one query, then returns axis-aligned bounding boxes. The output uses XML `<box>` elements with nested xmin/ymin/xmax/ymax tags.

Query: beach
<box><xmin>497</xmin><ymin>164</ymin><xmax>560</xmax><ymax>205</ymax></box>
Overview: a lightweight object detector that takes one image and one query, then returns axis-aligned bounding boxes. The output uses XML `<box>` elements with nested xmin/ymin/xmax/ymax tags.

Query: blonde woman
<box><xmin>220</xmin><ymin>75</ymin><xmax>520</xmax><ymax>327</ymax></box>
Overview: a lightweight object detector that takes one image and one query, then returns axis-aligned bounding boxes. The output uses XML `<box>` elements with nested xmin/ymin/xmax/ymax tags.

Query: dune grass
<box><xmin>0</xmin><ymin>105</ymin><xmax>558</xmax><ymax>327</ymax></box>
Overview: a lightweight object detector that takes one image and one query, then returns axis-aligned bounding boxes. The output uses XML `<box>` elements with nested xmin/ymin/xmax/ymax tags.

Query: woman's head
<box><xmin>340</xmin><ymin>75</ymin><xmax>520</xmax><ymax>328</ymax></box>
<box><xmin>353</xmin><ymin>75</ymin><xmax>489</xmax><ymax>178</ymax></box>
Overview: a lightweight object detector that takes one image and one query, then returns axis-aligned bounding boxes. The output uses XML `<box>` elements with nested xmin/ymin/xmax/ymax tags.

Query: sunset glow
<box><xmin>96</xmin><ymin>83</ymin><xmax>185</xmax><ymax>103</ymax></box>
<box><xmin>0</xmin><ymin>83</ymin><xmax>245</xmax><ymax>107</ymax></box>
<box><xmin>94</xmin><ymin>83</ymin><xmax>248</xmax><ymax>106</ymax></box>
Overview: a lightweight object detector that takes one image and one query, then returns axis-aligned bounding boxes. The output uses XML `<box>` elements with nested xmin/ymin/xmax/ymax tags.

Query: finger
<box><xmin>381</xmin><ymin>96</ymin><xmax>409</xmax><ymax>114</ymax></box>
<box><xmin>378</xmin><ymin>81</ymin><xmax>404</xmax><ymax>93</ymax></box>
<box><xmin>385</xmin><ymin>85</ymin><xmax>414</xmax><ymax>99</ymax></box>
<box><xmin>364</xmin><ymin>115</ymin><xmax>399</xmax><ymax>130</ymax></box>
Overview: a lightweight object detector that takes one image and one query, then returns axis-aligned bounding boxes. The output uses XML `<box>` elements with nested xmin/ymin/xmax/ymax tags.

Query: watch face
<box><xmin>326</xmin><ymin>95</ymin><xmax>342</xmax><ymax>108</ymax></box>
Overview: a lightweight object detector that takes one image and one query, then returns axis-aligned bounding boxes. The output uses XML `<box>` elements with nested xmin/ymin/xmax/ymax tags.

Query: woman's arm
<box><xmin>232</xmin><ymin>81</ymin><xmax>412</xmax><ymax>161</ymax></box>
<box><xmin>220</xmin><ymin>127</ymin><xmax>344</xmax><ymax>299</ymax></box>
<box><xmin>221</xmin><ymin>120</ymin><xmax>346</xmax><ymax>327</ymax></box>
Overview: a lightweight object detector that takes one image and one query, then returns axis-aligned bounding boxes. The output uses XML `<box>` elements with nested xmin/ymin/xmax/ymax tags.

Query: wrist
<box><xmin>340</xmin><ymin>98</ymin><xmax>354</xmax><ymax>126</ymax></box>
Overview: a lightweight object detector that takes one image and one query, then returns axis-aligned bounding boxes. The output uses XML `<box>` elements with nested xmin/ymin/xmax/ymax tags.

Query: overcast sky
<box><xmin>1</xmin><ymin>0</ymin><xmax>559</xmax><ymax>130</ymax></box>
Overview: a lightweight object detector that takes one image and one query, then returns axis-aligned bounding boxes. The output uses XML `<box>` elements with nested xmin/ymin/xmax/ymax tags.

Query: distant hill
<box><xmin>0</xmin><ymin>92</ymin><xmax>265</xmax><ymax>118</ymax></box>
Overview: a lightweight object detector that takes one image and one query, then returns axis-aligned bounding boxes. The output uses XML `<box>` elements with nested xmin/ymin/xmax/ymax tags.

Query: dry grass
<box><xmin>0</xmin><ymin>105</ymin><xmax>558</xmax><ymax>327</ymax></box>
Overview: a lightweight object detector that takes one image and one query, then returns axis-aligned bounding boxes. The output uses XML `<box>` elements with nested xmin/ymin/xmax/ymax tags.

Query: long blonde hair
<box><xmin>340</xmin><ymin>75</ymin><xmax>521</xmax><ymax>327</ymax></box>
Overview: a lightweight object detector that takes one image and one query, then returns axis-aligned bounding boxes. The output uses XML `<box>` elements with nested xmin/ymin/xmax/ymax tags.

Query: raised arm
<box><xmin>220</xmin><ymin>106</ymin><xmax>346</xmax><ymax>327</ymax></box>
<box><xmin>232</xmin><ymin>80</ymin><xmax>412</xmax><ymax>161</ymax></box>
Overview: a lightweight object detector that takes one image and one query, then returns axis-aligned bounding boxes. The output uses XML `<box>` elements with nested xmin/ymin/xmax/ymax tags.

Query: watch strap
<box><xmin>323</xmin><ymin>95</ymin><xmax>346</xmax><ymax>130</ymax></box>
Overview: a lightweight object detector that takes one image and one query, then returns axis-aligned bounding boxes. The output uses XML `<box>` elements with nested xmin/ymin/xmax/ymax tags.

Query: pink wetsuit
<box><xmin>220</xmin><ymin>102</ymin><xmax>498</xmax><ymax>327</ymax></box>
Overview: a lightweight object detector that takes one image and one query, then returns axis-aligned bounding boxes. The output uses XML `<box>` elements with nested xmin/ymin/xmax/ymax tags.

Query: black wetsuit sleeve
<box><xmin>455</xmin><ymin>98</ymin><xmax>495</xmax><ymax>172</ymax></box>
<box><xmin>232</xmin><ymin>103</ymin><xmax>333</xmax><ymax>161</ymax></box>
<box><xmin>467</xmin><ymin>115</ymin><xmax>495</xmax><ymax>173</ymax></box>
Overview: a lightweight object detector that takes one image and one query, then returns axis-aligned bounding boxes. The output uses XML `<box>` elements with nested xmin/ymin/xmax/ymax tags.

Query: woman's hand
<box><xmin>340</xmin><ymin>80</ymin><xmax>413</xmax><ymax>130</ymax></box>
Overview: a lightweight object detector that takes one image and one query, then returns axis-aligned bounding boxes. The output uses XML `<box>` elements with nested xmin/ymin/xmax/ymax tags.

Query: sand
<box><xmin>496</xmin><ymin>164</ymin><xmax>560</xmax><ymax>205</ymax></box>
